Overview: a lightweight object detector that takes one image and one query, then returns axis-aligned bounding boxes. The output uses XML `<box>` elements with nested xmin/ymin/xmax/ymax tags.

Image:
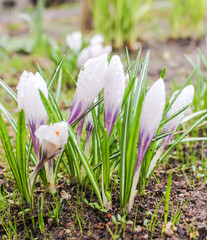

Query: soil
<box><xmin>0</xmin><ymin>155</ymin><xmax>206</xmax><ymax>240</ymax></box>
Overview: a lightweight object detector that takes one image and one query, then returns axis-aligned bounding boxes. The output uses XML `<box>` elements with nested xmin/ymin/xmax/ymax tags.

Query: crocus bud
<box><xmin>17</xmin><ymin>71</ymin><xmax>48</xmax><ymax>158</ymax></box>
<box><xmin>35</xmin><ymin>121</ymin><xmax>69</xmax><ymax>160</ymax></box>
<box><xmin>104</xmin><ymin>55</ymin><xmax>125</xmax><ymax>137</ymax></box>
<box><xmin>147</xmin><ymin>84</ymin><xmax>194</xmax><ymax>178</ymax></box>
<box><xmin>162</xmin><ymin>85</ymin><xmax>194</xmax><ymax>145</ymax></box>
<box><xmin>68</xmin><ymin>54</ymin><xmax>108</xmax><ymax>125</ymax></box>
<box><xmin>77</xmin><ymin>44</ymin><xmax>112</xmax><ymax>68</ymax></box>
<box><xmin>136</xmin><ymin>78</ymin><xmax>166</xmax><ymax>167</ymax></box>
<box><xmin>90</xmin><ymin>34</ymin><xmax>104</xmax><ymax>45</ymax></box>
<box><xmin>66</xmin><ymin>31</ymin><xmax>82</xmax><ymax>54</ymax></box>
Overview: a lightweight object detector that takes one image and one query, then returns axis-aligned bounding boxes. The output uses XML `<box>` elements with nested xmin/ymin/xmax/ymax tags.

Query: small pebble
<box><xmin>48</xmin><ymin>218</ymin><xmax>53</xmax><ymax>227</ymax></box>
<box><xmin>60</xmin><ymin>190</ymin><xmax>71</xmax><ymax>200</ymax></box>
<box><xmin>65</xmin><ymin>229</ymin><xmax>71</xmax><ymax>234</ymax></box>
<box><xmin>164</xmin><ymin>221</ymin><xmax>174</xmax><ymax>237</ymax></box>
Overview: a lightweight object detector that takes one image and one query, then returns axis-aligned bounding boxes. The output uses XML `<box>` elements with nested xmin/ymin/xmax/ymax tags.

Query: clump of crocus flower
<box><xmin>127</xmin><ymin>81</ymin><xmax>195</xmax><ymax>212</ymax></box>
<box><xmin>66</xmin><ymin>31</ymin><xmax>112</xmax><ymax>68</ymax></box>
<box><xmin>69</xmin><ymin>53</ymin><xmax>125</xmax><ymax>140</ymax></box>
<box><xmin>29</xmin><ymin>121</ymin><xmax>69</xmax><ymax>193</ymax></box>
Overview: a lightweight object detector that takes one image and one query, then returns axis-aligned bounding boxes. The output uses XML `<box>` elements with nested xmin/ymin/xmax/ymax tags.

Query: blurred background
<box><xmin>0</xmin><ymin>0</ymin><xmax>207</xmax><ymax>89</ymax></box>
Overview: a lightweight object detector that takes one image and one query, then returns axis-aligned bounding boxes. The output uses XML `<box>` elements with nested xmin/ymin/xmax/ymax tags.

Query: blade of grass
<box><xmin>164</xmin><ymin>171</ymin><xmax>172</xmax><ymax>224</ymax></box>
<box><xmin>0</xmin><ymin>79</ymin><xmax>17</xmax><ymax>103</ymax></box>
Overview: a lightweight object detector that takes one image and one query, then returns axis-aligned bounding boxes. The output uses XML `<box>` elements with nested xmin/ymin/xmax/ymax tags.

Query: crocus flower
<box><xmin>128</xmin><ymin>78</ymin><xmax>166</xmax><ymax>212</ymax></box>
<box><xmin>68</xmin><ymin>54</ymin><xmax>108</xmax><ymax>125</ymax></box>
<box><xmin>29</xmin><ymin>122</ymin><xmax>69</xmax><ymax>192</ymax></box>
<box><xmin>162</xmin><ymin>85</ymin><xmax>195</xmax><ymax>145</ymax></box>
<box><xmin>147</xmin><ymin>85</ymin><xmax>194</xmax><ymax>177</ymax></box>
<box><xmin>66</xmin><ymin>31</ymin><xmax>82</xmax><ymax>54</ymax></box>
<box><xmin>104</xmin><ymin>55</ymin><xmax>125</xmax><ymax>137</ymax></box>
<box><xmin>90</xmin><ymin>34</ymin><xmax>104</xmax><ymax>45</ymax></box>
<box><xmin>77</xmin><ymin>44</ymin><xmax>112</xmax><ymax>68</ymax></box>
<box><xmin>17</xmin><ymin>71</ymin><xmax>48</xmax><ymax>158</ymax></box>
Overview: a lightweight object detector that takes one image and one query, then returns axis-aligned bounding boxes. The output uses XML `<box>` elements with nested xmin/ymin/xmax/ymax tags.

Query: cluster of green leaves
<box><xmin>185</xmin><ymin>38</ymin><xmax>207</xmax><ymax>112</ymax></box>
<box><xmin>170</xmin><ymin>0</ymin><xmax>206</xmax><ymax>38</ymax></box>
<box><xmin>88</xmin><ymin>0</ymin><xmax>151</xmax><ymax>48</ymax></box>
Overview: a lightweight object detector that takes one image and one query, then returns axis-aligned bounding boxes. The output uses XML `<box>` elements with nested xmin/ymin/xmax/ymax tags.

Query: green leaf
<box><xmin>47</xmin><ymin>57</ymin><xmax>64</xmax><ymax>92</ymax></box>
<box><xmin>159</xmin><ymin>113</ymin><xmax>207</xmax><ymax>166</ymax></box>
<box><xmin>0</xmin><ymin>103</ymin><xmax>37</xmax><ymax>165</ymax></box>
<box><xmin>164</xmin><ymin>171</ymin><xmax>172</xmax><ymax>224</ymax></box>
<box><xmin>160</xmin><ymin>67</ymin><xmax>166</xmax><ymax>79</ymax></box>
<box><xmin>0</xmin><ymin>112</ymin><xmax>23</xmax><ymax>196</ymax></box>
<box><xmin>55</xmin><ymin>69</ymin><xmax>62</xmax><ymax>103</ymax></box>
<box><xmin>40</xmin><ymin>89</ymin><xmax>103</xmax><ymax>206</ymax></box>
<box><xmin>16</xmin><ymin>110</ymin><xmax>26</xmax><ymax>178</ymax></box>
<box><xmin>0</xmin><ymin>79</ymin><xmax>17</xmax><ymax>103</ymax></box>
<box><xmin>16</xmin><ymin>110</ymin><xmax>30</xmax><ymax>203</ymax></box>
<box><xmin>161</xmin><ymin>104</ymin><xmax>190</xmax><ymax>127</ymax></box>
<box><xmin>163</xmin><ymin>65</ymin><xmax>199</xmax><ymax>119</ymax></box>
<box><xmin>102</xmin><ymin>128</ymin><xmax>110</xmax><ymax>197</ymax></box>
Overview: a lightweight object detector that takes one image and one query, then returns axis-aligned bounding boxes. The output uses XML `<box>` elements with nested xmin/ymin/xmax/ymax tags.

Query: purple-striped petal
<box><xmin>162</xmin><ymin>85</ymin><xmax>194</xmax><ymax>146</ymax></box>
<box><xmin>68</xmin><ymin>54</ymin><xmax>108</xmax><ymax>125</ymax></box>
<box><xmin>104</xmin><ymin>55</ymin><xmax>125</xmax><ymax>137</ymax></box>
<box><xmin>135</xmin><ymin>78</ymin><xmax>166</xmax><ymax>171</ymax></box>
<box><xmin>17</xmin><ymin>71</ymin><xmax>48</xmax><ymax>158</ymax></box>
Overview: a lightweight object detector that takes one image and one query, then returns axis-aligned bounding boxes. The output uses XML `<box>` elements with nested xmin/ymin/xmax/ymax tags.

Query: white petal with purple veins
<box><xmin>68</xmin><ymin>54</ymin><xmax>108</xmax><ymax>125</ymax></box>
<box><xmin>17</xmin><ymin>71</ymin><xmax>48</xmax><ymax>158</ymax></box>
<box><xmin>162</xmin><ymin>85</ymin><xmax>194</xmax><ymax>144</ymax></box>
<box><xmin>137</xmin><ymin>78</ymin><xmax>166</xmax><ymax>165</ymax></box>
<box><xmin>104</xmin><ymin>55</ymin><xmax>125</xmax><ymax>137</ymax></box>
<box><xmin>17</xmin><ymin>71</ymin><xmax>48</xmax><ymax>127</ymax></box>
<box><xmin>128</xmin><ymin>78</ymin><xmax>166</xmax><ymax>213</ymax></box>
<box><xmin>35</xmin><ymin>121</ymin><xmax>69</xmax><ymax>160</ymax></box>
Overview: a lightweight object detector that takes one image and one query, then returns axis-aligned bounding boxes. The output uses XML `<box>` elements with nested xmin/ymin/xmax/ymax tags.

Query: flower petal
<box><xmin>163</xmin><ymin>85</ymin><xmax>194</xmax><ymax>144</ymax></box>
<box><xmin>104</xmin><ymin>55</ymin><xmax>125</xmax><ymax>137</ymax></box>
<box><xmin>136</xmin><ymin>78</ymin><xmax>166</xmax><ymax>168</ymax></box>
<box><xmin>68</xmin><ymin>54</ymin><xmax>108</xmax><ymax>125</ymax></box>
<box><xmin>66</xmin><ymin>31</ymin><xmax>82</xmax><ymax>54</ymax></box>
<box><xmin>17</xmin><ymin>71</ymin><xmax>48</xmax><ymax>128</ymax></box>
<box><xmin>77</xmin><ymin>44</ymin><xmax>112</xmax><ymax>68</ymax></box>
<box><xmin>90</xmin><ymin>34</ymin><xmax>104</xmax><ymax>45</ymax></box>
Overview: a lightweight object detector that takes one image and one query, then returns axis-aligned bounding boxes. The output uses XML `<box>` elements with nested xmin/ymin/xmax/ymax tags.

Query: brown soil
<box><xmin>0</xmin><ymin>157</ymin><xmax>206</xmax><ymax>240</ymax></box>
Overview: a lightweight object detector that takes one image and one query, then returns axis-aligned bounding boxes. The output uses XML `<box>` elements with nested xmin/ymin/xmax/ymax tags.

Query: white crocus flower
<box><xmin>35</xmin><ymin>122</ymin><xmax>69</xmax><ymax>159</ymax></box>
<box><xmin>29</xmin><ymin>122</ymin><xmax>69</xmax><ymax>192</ymax></box>
<box><xmin>77</xmin><ymin>44</ymin><xmax>112</xmax><ymax>68</ymax></box>
<box><xmin>162</xmin><ymin>85</ymin><xmax>195</xmax><ymax>145</ymax></box>
<box><xmin>66</xmin><ymin>31</ymin><xmax>82</xmax><ymax>54</ymax></box>
<box><xmin>104</xmin><ymin>55</ymin><xmax>125</xmax><ymax>137</ymax></box>
<box><xmin>17</xmin><ymin>71</ymin><xmax>48</xmax><ymax>158</ymax></box>
<box><xmin>90</xmin><ymin>34</ymin><xmax>104</xmax><ymax>45</ymax></box>
<box><xmin>128</xmin><ymin>78</ymin><xmax>166</xmax><ymax>212</ymax></box>
<box><xmin>68</xmin><ymin>54</ymin><xmax>108</xmax><ymax>125</ymax></box>
<box><xmin>147</xmin><ymin>85</ymin><xmax>195</xmax><ymax>177</ymax></box>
